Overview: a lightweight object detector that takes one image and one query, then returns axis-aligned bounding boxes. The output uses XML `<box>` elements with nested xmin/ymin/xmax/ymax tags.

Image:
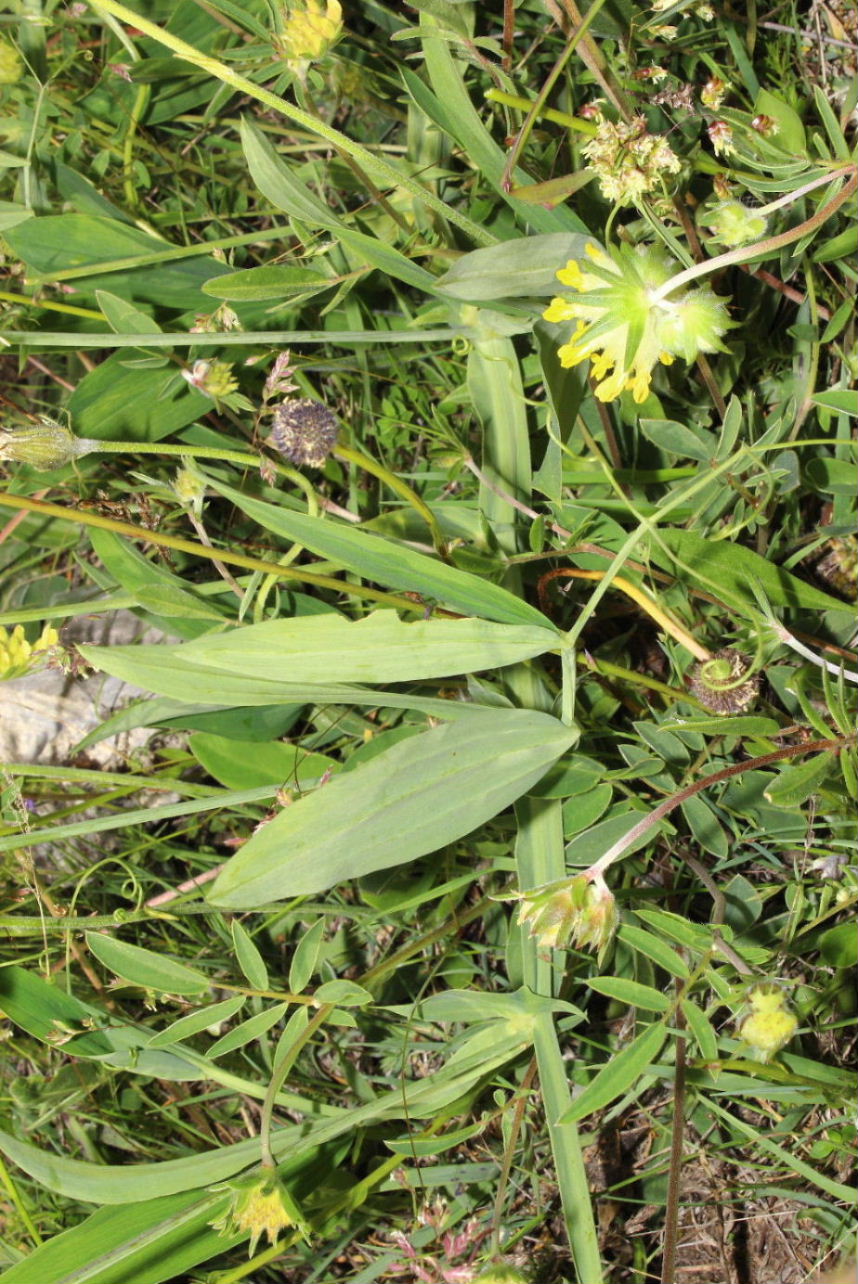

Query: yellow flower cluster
<box><xmin>0</xmin><ymin>624</ymin><xmax>59</xmax><ymax>681</ymax></box>
<box><xmin>275</xmin><ymin>0</ymin><xmax>342</xmax><ymax>66</ymax></box>
<box><xmin>739</xmin><ymin>988</ymin><xmax>798</xmax><ymax>1062</ymax></box>
<box><xmin>543</xmin><ymin>242</ymin><xmax>733</xmax><ymax>404</ymax></box>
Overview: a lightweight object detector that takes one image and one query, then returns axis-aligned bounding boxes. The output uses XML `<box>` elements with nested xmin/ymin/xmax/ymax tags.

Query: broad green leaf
<box><xmin>78</xmin><ymin>642</ymin><xmax>497</xmax><ymax>720</ymax></box>
<box><xmin>680</xmin><ymin>795</ymin><xmax>728</xmax><ymax>860</ymax></box>
<box><xmin>639</xmin><ymin>418</ymin><xmax>718</xmax><ymax>462</ymax></box>
<box><xmin>436</xmin><ymin>234</ymin><xmax>590</xmax><ymax>301</ymax></box>
<box><xmin>209</xmin><ymin>709</ymin><xmax>578</xmax><ymax>907</ymax></box>
<box><xmin>146</xmin><ymin>996</ymin><xmax>247</xmax><ymax>1049</ymax></box>
<box><xmin>587</xmin><ymin>977</ymin><xmax>672</xmax><ymax>1013</ymax></box>
<box><xmin>385</xmin><ymin>1119</ymin><xmax>488</xmax><ymax>1157</ymax></box>
<box><xmin>313</xmin><ymin>980</ymin><xmax>373</xmax><ymax>1007</ymax></box>
<box><xmin>633</xmin><ymin>908</ymin><xmax>715</xmax><ymax>953</ymax></box>
<box><xmin>617</xmin><ymin>925</ymin><xmax>689</xmax><ymax>979</ymax></box>
<box><xmin>560</xmin><ymin>1022</ymin><xmax>668</xmax><ymax>1123</ymax></box>
<box><xmin>817</xmin><ymin>922</ymin><xmax>858</xmax><ymax>968</ymax></box>
<box><xmin>177</xmin><ymin>610</ymin><xmax>559</xmax><ymax>684</ymax></box>
<box><xmin>190</xmin><ymin>733</ymin><xmax>337</xmax><ymax>790</ymax></box>
<box><xmin>4</xmin><ymin>214</ymin><xmax>229</xmax><ymax>309</ymax></box>
<box><xmin>85</xmin><ymin>933</ymin><xmax>210</xmax><ymax>996</ymax></box>
<box><xmin>207</xmin><ymin>478</ymin><xmax>554</xmax><ymax>628</ymax></box>
<box><xmin>656</xmin><ymin>529</ymin><xmax>853</xmax><ymax>616</ymax></box>
<box><xmin>239</xmin><ymin>117</ymin><xmax>437</xmax><ymax>292</ymax></box>
<box><xmin>289</xmin><ymin>920</ymin><xmax>325</xmax><ymax>994</ymax></box>
<box><xmin>231</xmin><ymin>920</ymin><xmax>269</xmax><ymax>990</ymax></box>
<box><xmin>0</xmin><ymin>1189</ymin><xmax>232</xmax><ymax>1284</ymax></box>
<box><xmin>763</xmin><ymin>752</ymin><xmax>835</xmax><ymax>807</ymax></box>
<box><xmin>95</xmin><ymin>289</ymin><xmax>161</xmax><ymax>335</ymax></box>
<box><xmin>661</xmin><ymin>715</ymin><xmax>782</xmax><ymax>737</ymax></box>
<box><xmin>202</xmin><ymin>264</ymin><xmax>330</xmax><ymax>301</ymax></box>
<box><xmin>754</xmin><ymin>88</ymin><xmax>806</xmax><ymax>153</ymax></box>
<box><xmin>68</xmin><ymin>352</ymin><xmax>210</xmax><ymax>443</ymax></box>
<box><xmin>565</xmin><ymin>807</ymin><xmax>666</xmax><ymax>867</ymax></box>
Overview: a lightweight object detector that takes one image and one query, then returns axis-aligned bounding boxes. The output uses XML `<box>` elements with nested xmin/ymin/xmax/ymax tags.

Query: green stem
<box><xmin>532</xmin><ymin>1011</ymin><xmax>604</xmax><ymax>1284</ymax></box>
<box><xmin>73</xmin><ymin>438</ymin><xmax>320</xmax><ymax>515</ymax></box>
<box><xmin>335</xmin><ymin>442</ymin><xmax>445</xmax><ymax>553</ymax></box>
<box><xmin>0</xmin><ymin>491</ymin><xmax>418</xmax><ymax>610</ymax></box>
<box><xmin>0</xmin><ymin>327</ymin><xmax>469</xmax><ymax>349</ymax></box>
<box><xmin>84</xmin><ymin>0</ymin><xmax>494</xmax><ymax>247</ymax></box>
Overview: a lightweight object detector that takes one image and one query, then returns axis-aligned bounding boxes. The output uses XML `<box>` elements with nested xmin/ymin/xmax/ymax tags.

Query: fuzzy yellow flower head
<box><xmin>516</xmin><ymin>871</ymin><xmax>617</xmax><ymax>961</ymax></box>
<box><xmin>0</xmin><ymin>624</ymin><xmax>59</xmax><ymax>682</ymax></box>
<box><xmin>739</xmin><ymin>987</ymin><xmax>798</xmax><ymax>1063</ymax></box>
<box><xmin>211</xmin><ymin>1172</ymin><xmax>310</xmax><ymax>1256</ymax></box>
<box><xmin>582</xmin><ymin>114</ymin><xmax>681</xmax><ymax>205</ymax></box>
<box><xmin>0</xmin><ymin>35</ymin><xmax>22</xmax><ymax>85</ymax></box>
<box><xmin>275</xmin><ymin>0</ymin><xmax>342</xmax><ymax>66</ymax></box>
<box><xmin>543</xmin><ymin>242</ymin><xmax>734</xmax><ymax>404</ymax></box>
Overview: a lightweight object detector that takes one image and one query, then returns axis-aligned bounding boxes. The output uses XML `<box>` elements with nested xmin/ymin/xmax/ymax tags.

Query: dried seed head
<box><xmin>270</xmin><ymin>398</ymin><xmax>338</xmax><ymax>467</ymax></box>
<box><xmin>688</xmin><ymin>648</ymin><xmax>760</xmax><ymax>714</ymax></box>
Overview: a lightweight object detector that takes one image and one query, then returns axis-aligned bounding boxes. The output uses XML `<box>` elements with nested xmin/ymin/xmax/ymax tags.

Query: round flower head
<box><xmin>739</xmin><ymin>987</ymin><xmax>798</xmax><ymax>1063</ymax></box>
<box><xmin>270</xmin><ymin>398</ymin><xmax>338</xmax><ymax>467</ymax></box>
<box><xmin>543</xmin><ymin>242</ymin><xmax>734</xmax><ymax>404</ymax></box>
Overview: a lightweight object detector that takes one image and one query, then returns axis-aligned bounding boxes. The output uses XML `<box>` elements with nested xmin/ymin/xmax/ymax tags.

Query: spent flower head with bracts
<box><xmin>582</xmin><ymin>114</ymin><xmax>682</xmax><ymax>205</ymax></box>
<box><xmin>210</xmin><ymin>1171</ymin><xmax>310</xmax><ymax>1256</ymax></box>
<box><xmin>543</xmin><ymin>242</ymin><xmax>735</xmax><ymax>404</ymax></box>
<box><xmin>270</xmin><ymin>398</ymin><xmax>339</xmax><ymax>467</ymax></box>
<box><xmin>688</xmin><ymin>648</ymin><xmax>759</xmax><ymax>714</ymax></box>
<box><xmin>0</xmin><ymin>624</ymin><xmax>59</xmax><ymax>682</ymax></box>
<box><xmin>516</xmin><ymin>870</ymin><xmax>617</xmax><ymax>961</ymax></box>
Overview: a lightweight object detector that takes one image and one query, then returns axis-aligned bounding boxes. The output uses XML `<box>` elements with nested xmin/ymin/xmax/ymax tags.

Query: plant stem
<box><xmin>652</xmin><ymin>166</ymin><xmax>857</xmax><ymax>301</ymax></box>
<box><xmin>538</xmin><ymin>566</ymin><xmax>712</xmax><ymax>662</ymax></box>
<box><xmin>0</xmin><ymin>491</ymin><xmax>419</xmax><ymax>610</ymax></box>
<box><xmin>588</xmin><ymin>734</ymin><xmax>856</xmax><ymax>880</ymax></box>
<box><xmin>335</xmin><ymin>442</ymin><xmax>445</xmax><ymax>553</ymax></box>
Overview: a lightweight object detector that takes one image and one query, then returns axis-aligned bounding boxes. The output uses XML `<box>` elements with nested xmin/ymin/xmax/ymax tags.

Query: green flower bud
<box><xmin>703</xmin><ymin>199</ymin><xmax>768</xmax><ymax>248</ymax></box>
<box><xmin>0</xmin><ymin>417</ymin><xmax>95</xmax><ymax>470</ymax></box>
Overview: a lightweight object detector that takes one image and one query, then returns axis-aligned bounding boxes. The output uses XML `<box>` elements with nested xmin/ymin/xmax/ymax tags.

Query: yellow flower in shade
<box><xmin>0</xmin><ymin>35</ymin><xmax>23</xmax><ymax>84</ymax></box>
<box><xmin>0</xmin><ymin>624</ymin><xmax>59</xmax><ymax>681</ymax></box>
<box><xmin>275</xmin><ymin>0</ymin><xmax>342</xmax><ymax>66</ymax></box>
<box><xmin>543</xmin><ymin>242</ymin><xmax>734</xmax><ymax>404</ymax></box>
<box><xmin>211</xmin><ymin>1172</ymin><xmax>310</xmax><ymax>1256</ymax></box>
<box><xmin>516</xmin><ymin>871</ymin><xmax>617</xmax><ymax>962</ymax></box>
<box><xmin>739</xmin><ymin>988</ymin><xmax>798</xmax><ymax>1063</ymax></box>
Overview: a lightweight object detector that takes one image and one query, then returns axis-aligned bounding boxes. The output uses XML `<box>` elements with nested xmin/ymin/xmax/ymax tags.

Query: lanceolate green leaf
<box><xmin>560</xmin><ymin>1022</ymin><xmax>669</xmax><ymax>1124</ymax></box>
<box><xmin>210</xmin><ymin>710</ymin><xmax>578</xmax><ymax>908</ymax></box>
<box><xmin>85</xmin><ymin>933</ymin><xmax>210</xmax><ymax>996</ymax></box>
<box><xmin>656</xmin><ymin>529</ymin><xmax>853</xmax><ymax>616</ymax></box>
<box><xmin>165</xmin><ymin>610</ymin><xmax>560</xmax><ymax>685</ymax></box>
<box><xmin>207</xmin><ymin>478</ymin><xmax>553</xmax><ymax>628</ymax></box>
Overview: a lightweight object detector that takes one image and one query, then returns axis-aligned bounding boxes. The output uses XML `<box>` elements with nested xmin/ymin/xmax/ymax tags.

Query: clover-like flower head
<box><xmin>211</xmin><ymin>1171</ymin><xmax>310</xmax><ymax>1256</ymax></box>
<box><xmin>739</xmin><ymin>987</ymin><xmax>798</xmax><ymax>1063</ymax></box>
<box><xmin>516</xmin><ymin>871</ymin><xmax>617</xmax><ymax>961</ymax></box>
<box><xmin>582</xmin><ymin>115</ymin><xmax>681</xmax><ymax>205</ymax></box>
<box><xmin>275</xmin><ymin>0</ymin><xmax>342</xmax><ymax>66</ymax></box>
<box><xmin>543</xmin><ymin>242</ymin><xmax>735</xmax><ymax>404</ymax></box>
<box><xmin>1</xmin><ymin>624</ymin><xmax>59</xmax><ymax>682</ymax></box>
